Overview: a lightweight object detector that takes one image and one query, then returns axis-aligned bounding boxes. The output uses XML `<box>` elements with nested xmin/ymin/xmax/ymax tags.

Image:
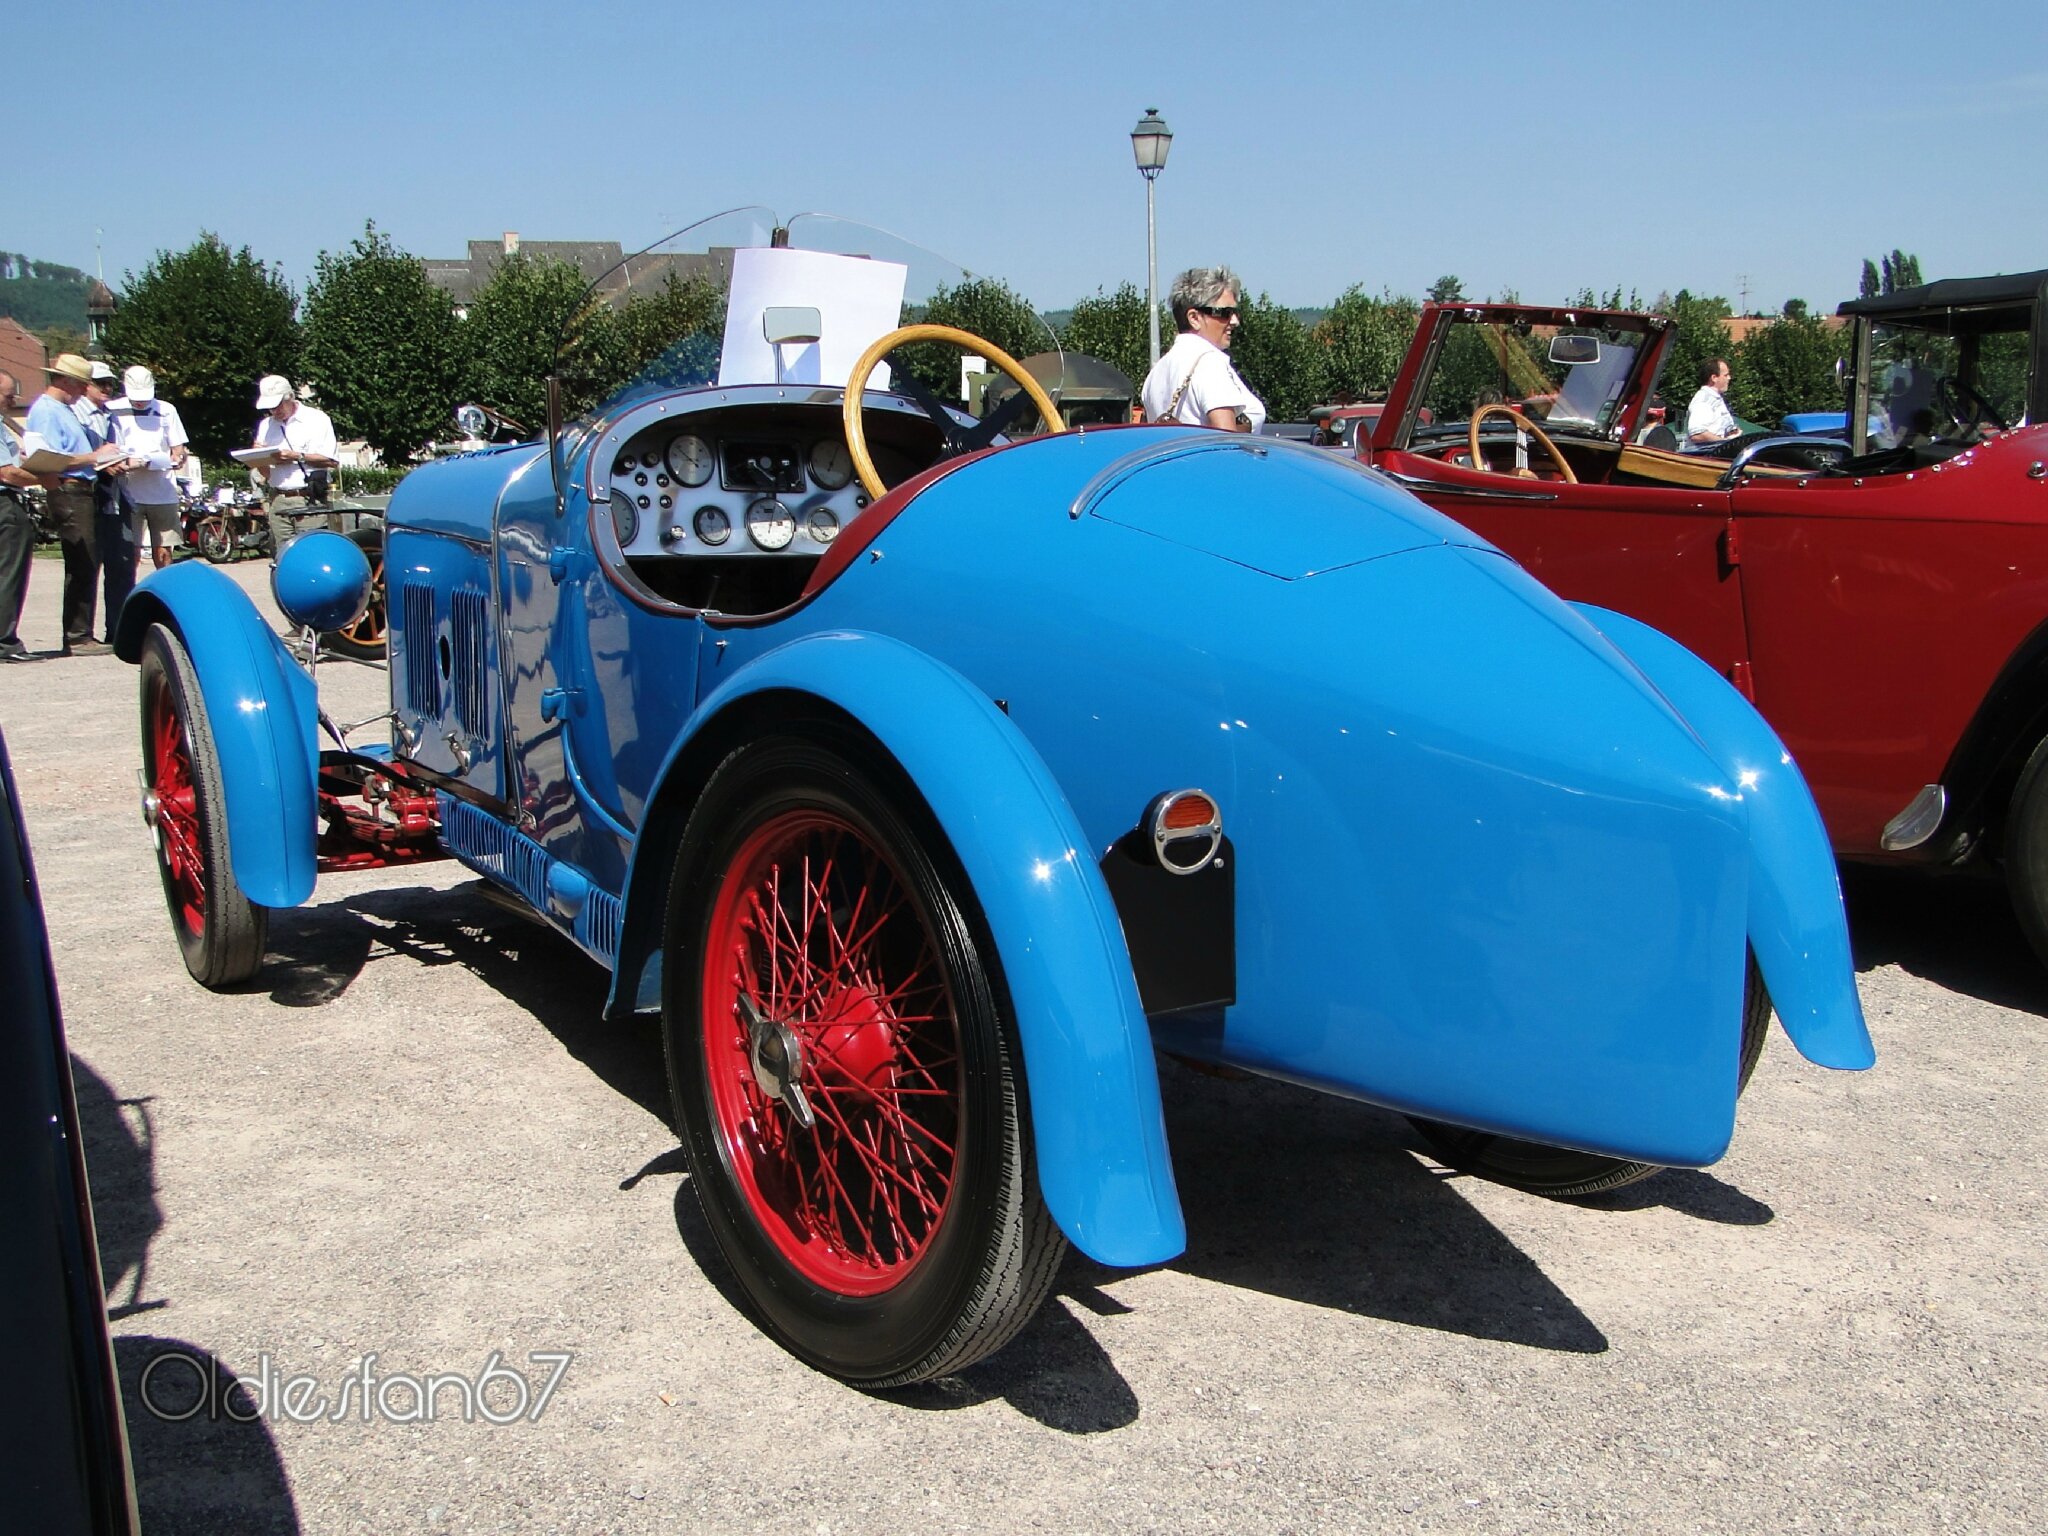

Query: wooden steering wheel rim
<box><xmin>1467</xmin><ymin>402</ymin><xmax>1578</xmax><ymax>484</ymax></box>
<box><xmin>841</xmin><ymin>323</ymin><xmax>1067</xmax><ymax>501</ymax></box>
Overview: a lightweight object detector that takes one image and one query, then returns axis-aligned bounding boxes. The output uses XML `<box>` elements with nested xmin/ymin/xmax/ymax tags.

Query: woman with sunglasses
<box><xmin>1140</xmin><ymin>266</ymin><xmax>1267</xmax><ymax>432</ymax></box>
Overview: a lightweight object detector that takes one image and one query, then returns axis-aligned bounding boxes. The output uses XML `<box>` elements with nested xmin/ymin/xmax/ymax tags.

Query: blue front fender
<box><xmin>1573</xmin><ymin>604</ymin><xmax>1874</xmax><ymax>1070</ymax></box>
<box><xmin>621</xmin><ymin>630</ymin><xmax>1186</xmax><ymax>1268</ymax></box>
<box><xmin>115</xmin><ymin>563</ymin><xmax>320</xmax><ymax>909</ymax></box>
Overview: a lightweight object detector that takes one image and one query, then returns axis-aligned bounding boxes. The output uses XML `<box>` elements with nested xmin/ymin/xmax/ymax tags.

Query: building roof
<box><xmin>422</xmin><ymin>233</ymin><xmax>725</xmax><ymax>307</ymax></box>
<box><xmin>0</xmin><ymin>316</ymin><xmax>46</xmax><ymax>390</ymax></box>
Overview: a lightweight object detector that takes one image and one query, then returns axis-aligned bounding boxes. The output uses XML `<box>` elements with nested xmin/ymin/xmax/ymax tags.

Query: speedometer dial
<box><xmin>666</xmin><ymin>434</ymin><xmax>713</xmax><ymax>487</ymax></box>
<box><xmin>745</xmin><ymin>498</ymin><xmax>796</xmax><ymax>551</ymax></box>
<box><xmin>808</xmin><ymin>437</ymin><xmax>854</xmax><ymax>490</ymax></box>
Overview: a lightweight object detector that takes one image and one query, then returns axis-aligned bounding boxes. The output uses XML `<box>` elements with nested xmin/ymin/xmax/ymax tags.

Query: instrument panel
<box><xmin>602</xmin><ymin>422</ymin><xmax>885</xmax><ymax>559</ymax></box>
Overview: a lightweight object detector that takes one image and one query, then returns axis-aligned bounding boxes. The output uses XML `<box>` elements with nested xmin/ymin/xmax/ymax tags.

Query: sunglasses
<box><xmin>1194</xmin><ymin>304</ymin><xmax>1241</xmax><ymax>322</ymax></box>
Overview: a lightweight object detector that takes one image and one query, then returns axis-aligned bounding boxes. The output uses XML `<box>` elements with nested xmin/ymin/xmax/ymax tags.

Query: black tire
<box><xmin>1409</xmin><ymin>952</ymin><xmax>1771</xmax><ymax>1198</ymax></box>
<box><xmin>195</xmin><ymin>517</ymin><xmax>232</xmax><ymax>563</ymax></box>
<box><xmin>2003</xmin><ymin>734</ymin><xmax>2048</xmax><ymax>969</ymax></box>
<box><xmin>138</xmin><ymin>623</ymin><xmax>267</xmax><ymax>987</ymax></box>
<box><xmin>321</xmin><ymin>527</ymin><xmax>387</xmax><ymax>662</ymax></box>
<box><xmin>663</xmin><ymin>730</ymin><xmax>1065</xmax><ymax>1386</ymax></box>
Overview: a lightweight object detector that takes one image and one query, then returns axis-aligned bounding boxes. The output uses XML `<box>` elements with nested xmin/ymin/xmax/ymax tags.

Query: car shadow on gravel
<box><xmin>249</xmin><ymin>880</ymin><xmax>1778</xmax><ymax>1431</ymax></box>
<box><xmin>261</xmin><ymin>882</ymin><xmax>672</xmax><ymax>1121</ymax></box>
<box><xmin>73</xmin><ymin>1054</ymin><xmax>301</xmax><ymax>1531</ymax></box>
<box><xmin>115</xmin><ymin>1336</ymin><xmax>301</xmax><ymax>1534</ymax></box>
<box><xmin>1149</xmin><ymin>1060</ymin><xmax>1611</xmax><ymax>1353</ymax></box>
<box><xmin>1840</xmin><ymin>864</ymin><xmax>2048</xmax><ymax>1017</ymax></box>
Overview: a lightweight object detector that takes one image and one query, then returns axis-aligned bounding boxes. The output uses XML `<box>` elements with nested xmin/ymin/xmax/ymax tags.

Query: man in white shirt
<box><xmin>110</xmin><ymin>367</ymin><xmax>190</xmax><ymax>571</ymax></box>
<box><xmin>1140</xmin><ymin>266</ymin><xmax>1267</xmax><ymax>432</ymax></box>
<box><xmin>250</xmin><ymin>374</ymin><xmax>340</xmax><ymax>555</ymax></box>
<box><xmin>1684</xmin><ymin>357</ymin><xmax>1740</xmax><ymax>452</ymax></box>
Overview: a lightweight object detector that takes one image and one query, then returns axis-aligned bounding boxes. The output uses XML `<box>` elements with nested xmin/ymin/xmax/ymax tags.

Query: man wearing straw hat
<box><xmin>24</xmin><ymin>353</ymin><xmax>116</xmax><ymax>655</ymax></box>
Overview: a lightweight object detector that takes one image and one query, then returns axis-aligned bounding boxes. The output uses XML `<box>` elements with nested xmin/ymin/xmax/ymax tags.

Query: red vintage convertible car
<box><xmin>1358</xmin><ymin>281</ymin><xmax>2048</xmax><ymax>958</ymax></box>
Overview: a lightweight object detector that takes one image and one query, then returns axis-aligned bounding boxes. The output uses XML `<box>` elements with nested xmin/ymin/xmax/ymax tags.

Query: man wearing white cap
<box><xmin>110</xmin><ymin>366</ymin><xmax>190</xmax><ymax>573</ymax></box>
<box><xmin>249</xmin><ymin>374</ymin><xmax>338</xmax><ymax>556</ymax></box>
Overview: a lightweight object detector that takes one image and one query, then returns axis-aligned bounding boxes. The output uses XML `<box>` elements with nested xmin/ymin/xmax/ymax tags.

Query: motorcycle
<box><xmin>185</xmin><ymin>487</ymin><xmax>270</xmax><ymax>563</ymax></box>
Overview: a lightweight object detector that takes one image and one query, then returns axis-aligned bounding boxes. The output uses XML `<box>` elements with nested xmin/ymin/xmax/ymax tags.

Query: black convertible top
<box><xmin>1839</xmin><ymin>269</ymin><xmax>2048</xmax><ymax>327</ymax></box>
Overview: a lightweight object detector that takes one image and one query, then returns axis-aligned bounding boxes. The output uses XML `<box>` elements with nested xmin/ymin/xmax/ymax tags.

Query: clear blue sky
<box><xmin>10</xmin><ymin>0</ymin><xmax>2046</xmax><ymax>315</ymax></box>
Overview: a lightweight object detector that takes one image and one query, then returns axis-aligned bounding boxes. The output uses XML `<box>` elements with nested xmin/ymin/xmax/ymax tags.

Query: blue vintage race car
<box><xmin>118</xmin><ymin>213</ymin><xmax>1872</xmax><ymax>1387</ymax></box>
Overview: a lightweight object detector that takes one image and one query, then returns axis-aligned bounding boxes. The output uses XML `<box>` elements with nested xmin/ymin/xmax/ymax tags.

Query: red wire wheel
<box><xmin>667</xmin><ymin>733</ymin><xmax>1064</xmax><ymax>1386</ymax></box>
<box><xmin>137</xmin><ymin>624</ymin><xmax>266</xmax><ymax>987</ymax></box>
<box><xmin>700</xmin><ymin>807</ymin><xmax>961</xmax><ymax>1294</ymax></box>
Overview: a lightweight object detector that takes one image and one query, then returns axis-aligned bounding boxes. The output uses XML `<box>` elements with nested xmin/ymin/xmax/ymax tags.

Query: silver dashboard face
<box><xmin>601</xmin><ymin>415</ymin><xmax>887</xmax><ymax>558</ymax></box>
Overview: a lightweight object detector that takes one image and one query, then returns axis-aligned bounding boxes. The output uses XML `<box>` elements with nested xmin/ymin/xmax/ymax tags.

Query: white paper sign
<box><xmin>717</xmin><ymin>246</ymin><xmax>908</xmax><ymax>390</ymax></box>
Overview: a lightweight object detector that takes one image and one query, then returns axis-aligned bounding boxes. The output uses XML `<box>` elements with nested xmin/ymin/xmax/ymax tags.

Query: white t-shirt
<box><xmin>253</xmin><ymin>402</ymin><xmax>338</xmax><ymax>491</ymax></box>
<box><xmin>1141</xmin><ymin>332</ymin><xmax>1267</xmax><ymax>431</ymax></box>
<box><xmin>109</xmin><ymin>398</ymin><xmax>189</xmax><ymax>504</ymax></box>
<box><xmin>1684</xmin><ymin>385</ymin><xmax>1736</xmax><ymax>451</ymax></box>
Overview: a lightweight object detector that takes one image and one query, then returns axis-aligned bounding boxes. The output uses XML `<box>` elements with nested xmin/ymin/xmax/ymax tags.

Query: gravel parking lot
<box><xmin>4</xmin><ymin>554</ymin><xmax>2043</xmax><ymax>1534</ymax></box>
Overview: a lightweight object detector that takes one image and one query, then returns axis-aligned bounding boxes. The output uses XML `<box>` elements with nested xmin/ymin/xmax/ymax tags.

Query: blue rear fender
<box><xmin>610</xmin><ymin>629</ymin><xmax>1187</xmax><ymax>1268</ymax></box>
<box><xmin>1572</xmin><ymin>603</ymin><xmax>1874</xmax><ymax>1070</ymax></box>
<box><xmin>114</xmin><ymin>562</ymin><xmax>321</xmax><ymax>908</ymax></box>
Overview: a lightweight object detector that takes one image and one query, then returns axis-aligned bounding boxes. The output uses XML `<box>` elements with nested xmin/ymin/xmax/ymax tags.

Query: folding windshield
<box><xmin>1406</xmin><ymin>313</ymin><xmax>1659</xmax><ymax>446</ymax></box>
<box><xmin>1862</xmin><ymin>317</ymin><xmax>2029</xmax><ymax>451</ymax></box>
<box><xmin>546</xmin><ymin>211</ymin><xmax>1067</xmax><ymax>494</ymax></box>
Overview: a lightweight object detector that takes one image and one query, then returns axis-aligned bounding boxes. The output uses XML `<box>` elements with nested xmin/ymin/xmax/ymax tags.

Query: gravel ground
<box><xmin>4</xmin><ymin>553</ymin><xmax>2043</xmax><ymax>1534</ymax></box>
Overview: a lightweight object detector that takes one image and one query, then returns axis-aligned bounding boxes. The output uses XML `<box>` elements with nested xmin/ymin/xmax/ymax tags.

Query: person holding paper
<box><xmin>0</xmin><ymin>371</ymin><xmax>50</xmax><ymax>662</ymax></box>
<box><xmin>250</xmin><ymin>374</ymin><xmax>339</xmax><ymax>556</ymax></box>
<box><xmin>26</xmin><ymin>354</ymin><xmax>115</xmax><ymax>655</ymax></box>
<box><xmin>111</xmin><ymin>367</ymin><xmax>189</xmax><ymax>572</ymax></box>
<box><xmin>77</xmin><ymin>362</ymin><xmax>140</xmax><ymax>637</ymax></box>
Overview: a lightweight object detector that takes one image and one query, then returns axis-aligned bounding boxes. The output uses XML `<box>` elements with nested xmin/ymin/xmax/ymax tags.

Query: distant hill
<box><xmin>0</xmin><ymin>252</ymin><xmax>92</xmax><ymax>333</ymax></box>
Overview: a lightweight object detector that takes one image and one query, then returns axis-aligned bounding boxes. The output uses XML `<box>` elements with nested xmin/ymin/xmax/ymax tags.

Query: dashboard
<box><xmin>584</xmin><ymin>392</ymin><xmax>949</xmax><ymax>616</ymax></box>
<box><xmin>594</xmin><ymin>399</ymin><xmax>930</xmax><ymax>561</ymax></box>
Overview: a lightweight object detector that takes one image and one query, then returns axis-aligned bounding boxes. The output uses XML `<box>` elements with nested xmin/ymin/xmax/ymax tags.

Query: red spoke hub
<box><xmin>145</xmin><ymin>674</ymin><xmax>206</xmax><ymax>940</ymax></box>
<box><xmin>702</xmin><ymin>809</ymin><xmax>962</xmax><ymax>1295</ymax></box>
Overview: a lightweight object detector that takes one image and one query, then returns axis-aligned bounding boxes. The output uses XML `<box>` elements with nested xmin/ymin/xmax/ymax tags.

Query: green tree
<box><xmin>1567</xmin><ymin>285</ymin><xmax>1644</xmax><ymax>311</ymax></box>
<box><xmin>1860</xmin><ymin>249</ymin><xmax>1925</xmax><ymax>298</ymax></box>
<box><xmin>1729</xmin><ymin>301</ymin><xmax>1850</xmax><ymax>427</ymax></box>
<box><xmin>1057</xmin><ymin>282</ymin><xmax>1161</xmax><ymax>391</ymax></box>
<box><xmin>103</xmin><ymin>234</ymin><xmax>300</xmax><ymax>460</ymax></box>
<box><xmin>1230</xmin><ymin>292</ymin><xmax>1320</xmax><ymax>422</ymax></box>
<box><xmin>1312</xmin><ymin>286</ymin><xmax>1420</xmax><ymax>402</ymax></box>
<box><xmin>1882</xmin><ymin>249</ymin><xmax>1924</xmax><ymax>294</ymax></box>
<box><xmin>1654</xmin><ymin>289</ymin><xmax>1734</xmax><ymax>415</ymax></box>
<box><xmin>895</xmin><ymin>277</ymin><xmax>1051</xmax><ymax>403</ymax></box>
<box><xmin>302</xmin><ymin>223</ymin><xmax>463</xmax><ymax>463</ymax></box>
<box><xmin>607</xmin><ymin>270</ymin><xmax>727</xmax><ymax>393</ymax></box>
<box><xmin>460</xmin><ymin>254</ymin><xmax>606</xmax><ymax>429</ymax></box>
<box><xmin>1428</xmin><ymin>274</ymin><xmax>1465</xmax><ymax>304</ymax></box>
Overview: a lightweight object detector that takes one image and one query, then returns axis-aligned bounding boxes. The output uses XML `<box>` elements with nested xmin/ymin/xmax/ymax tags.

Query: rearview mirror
<box><xmin>1549</xmin><ymin>335</ymin><xmax>1601</xmax><ymax>366</ymax></box>
<box><xmin>764</xmin><ymin>306</ymin><xmax>823</xmax><ymax>345</ymax></box>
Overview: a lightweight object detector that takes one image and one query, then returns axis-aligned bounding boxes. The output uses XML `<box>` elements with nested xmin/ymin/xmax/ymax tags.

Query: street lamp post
<box><xmin>1130</xmin><ymin>108</ymin><xmax>1173</xmax><ymax>368</ymax></box>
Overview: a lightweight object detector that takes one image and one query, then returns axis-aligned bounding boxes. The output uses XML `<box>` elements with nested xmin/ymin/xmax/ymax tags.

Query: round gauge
<box><xmin>667</xmin><ymin>434</ymin><xmax>714</xmax><ymax>487</ymax></box>
<box><xmin>746</xmin><ymin>498</ymin><xmax>797</xmax><ymax>551</ymax></box>
<box><xmin>805</xmin><ymin>506</ymin><xmax>840</xmax><ymax>544</ymax></box>
<box><xmin>693</xmin><ymin>504</ymin><xmax>731</xmax><ymax>546</ymax></box>
<box><xmin>808</xmin><ymin>437</ymin><xmax>854</xmax><ymax>490</ymax></box>
<box><xmin>609</xmin><ymin>490</ymin><xmax>640</xmax><ymax>548</ymax></box>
